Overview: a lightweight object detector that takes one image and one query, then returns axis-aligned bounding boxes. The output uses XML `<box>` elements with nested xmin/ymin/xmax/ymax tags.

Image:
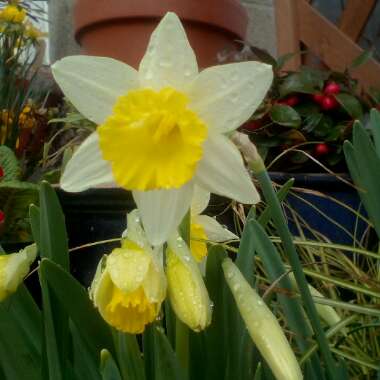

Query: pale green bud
<box><xmin>0</xmin><ymin>244</ymin><xmax>37</xmax><ymax>302</ymax></box>
<box><xmin>223</xmin><ymin>258</ymin><xmax>303</xmax><ymax>380</ymax></box>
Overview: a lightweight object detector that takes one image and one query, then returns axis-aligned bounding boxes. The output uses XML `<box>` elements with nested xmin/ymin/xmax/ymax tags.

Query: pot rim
<box><xmin>74</xmin><ymin>0</ymin><xmax>248</xmax><ymax>43</ymax></box>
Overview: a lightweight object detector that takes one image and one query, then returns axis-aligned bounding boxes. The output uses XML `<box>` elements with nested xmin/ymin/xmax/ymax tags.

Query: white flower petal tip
<box><xmin>52</xmin><ymin>55</ymin><xmax>138</xmax><ymax>124</ymax></box>
<box><xmin>60</xmin><ymin>132</ymin><xmax>116</xmax><ymax>193</ymax></box>
<box><xmin>191</xmin><ymin>186</ymin><xmax>211</xmax><ymax>216</ymax></box>
<box><xmin>189</xmin><ymin>61</ymin><xmax>273</xmax><ymax>134</ymax></box>
<box><xmin>139</xmin><ymin>11</ymin><xmax>198</xmax><ymax>90</ymax></box>
<box><xmin>133</xmin><ymin>183</ymin><xmax>194</xmax><ymax>246</ymax></box>
<box><xmin>197</xmin><ymin>215</ymin><xmax>238</xmax><ymax>242</ymax></box>
<box><xmin>196</xmin><ymin>135</ymin><xmax>261</xmax><ymax>204</ymax></box>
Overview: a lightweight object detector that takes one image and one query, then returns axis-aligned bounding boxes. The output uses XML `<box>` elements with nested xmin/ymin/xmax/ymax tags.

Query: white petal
<box><xmin>196</xmin><ymin>135</ymin><xmax>260</xmax><ymax>204</ymax></box>
<box><xmin>196</xmin><ymin>215</ymin><xmax>238</xmax><ymax>242</ymax></box>
<box><xmin>191</xmin><ymin>185</ymin><xmax>210</xmax><ymax>216</ymax></box>
<box><xmin>133</xmin><ymin>182</ymin><xmax>194</xmax><ymax>246</ymax></box>
<box><xmin>60</xmin><ymin>132</ymin><xmax>116</xmax><ymax>192</ymax></box>
<box><xmin>52</xmin><ymin>56</ymin><xmax>138</xmax><ymax>124</ymax></box>
<box><xmin>139</xmin><ymin>12</ymin><xmax>198</xmax><ymax>90</ymax></box>
<box><xmin>189</xmin><ymin>62</ymin><xmax>273</xmax><ymax>133</ymax></box>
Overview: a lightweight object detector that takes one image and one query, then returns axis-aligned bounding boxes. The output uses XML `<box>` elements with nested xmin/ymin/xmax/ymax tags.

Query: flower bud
<box><xmin>0</xmin><ymin>244</ymin><xmax>37</xmax><ymax>301</ymax></box>
<box><xmin>90</xmin><ymin>211</ymin><xmax>166</xmax><ymax>334</ymax></box>
<box><xmin>223</xmin><ymin>258</ymin><xmax>302</xmax><ymax>380</ymax></box>
<box><xmin>166</xmin><ymin>234</ymin><xmax>212</xmax><ymax>331</ymax></box>
<box><xmin>289</xmin><ymin>273</ymin><xmax>341</xmax><ymax>328</ymax></box>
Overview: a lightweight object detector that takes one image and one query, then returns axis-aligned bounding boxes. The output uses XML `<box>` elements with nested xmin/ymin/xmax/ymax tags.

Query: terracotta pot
<box><xmin>74</xmin><ymin>0</ymin><xmax>248</xmax><ymax>69</ymax></box>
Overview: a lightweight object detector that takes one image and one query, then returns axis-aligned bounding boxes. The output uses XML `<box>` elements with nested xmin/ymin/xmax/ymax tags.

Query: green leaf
<box><xmin>29</xmin><ymin>204</ymin><xmax>41</xmax><ymax>248</ymax></box>
<box><xmin>302</xmin><ymin>113</ymin><xmax>323</xmax><ymax>133</ymax></box>
<box><xmin>258</xmin><ymin>178</ymin><xmax>294</xmax><ymax>228</ymax></box>
<box><xmin>203</xmin><ymin>246</ymin><xmax>228</xmax><ymax>380</ymax></box>
<box><xmin>0</xmin><ymin>145</ymin><xmax>20</xmax><ymax>181</ymax></box>
<box><xmin>279</xmin><ymin>68</ymin><xmax>327</xmax><ymax>97</ymax></box>
<box><xmin>349</xmin><ymin>50</ymin><xmax>373</xmax><ymax>70</ymax></box>
<box><xmin>100</xmin><ymin>350</ymin><xmax>122</xmax><ymax>380</ymax></box>
<box><xmin>3</xmin><ymin>284</ymin><xmax>42</xmax><ymax>355</ymax></box>
<box><xmin>275</xmin><ymin>52</ymin><xmax>298</xmax><ymax>71</ymax></box>
<box><xmin>335</xmin><ymin>93</ymin><xmax>363</xmax><ymax>119</ymax></box>
<box><xmin>39</xmin><ymin>262</ymin><xmax>69</xmax><ymax>380</ymax></box>
<box><xmin>112</xmin><ymin>331</ymin><xmax>146</xmax><ymax>380</ymax></box>
<box><xmin>270</xmin><ymin>105</ymin><xmax>301</xmax><ymax>128</ymax></box>
<box><xmin>143</xmin><ymin>325</ymin><xmax>184</xmax><ymax>380</ymax></box>
<box><xmin>39</xmin><ymin>259</ymin><xmax>114</xmax><ymax>359</ymax></box>
<box><xmin>38</xmin><ymin>181</ymin><xmax>69</xmax><ymax>270</ymax></box>
<box><xmin>71</xmin><ymin>322</ymin><xmax>102</xmax><ymax>380</ymax></box>
<box><xmin>369</xmin><ymin>108</ymin><xmax>380</xmax><ymax>157</ymax></box>
<box><xmin>0</xmin><ymin>301</ymin><xmax>41</xmax><ymax>380</ymax></box>
<box><xmin>344</xmin><ymin>122</ymin><xmax>380</xmax><ymax>239</ymax></box>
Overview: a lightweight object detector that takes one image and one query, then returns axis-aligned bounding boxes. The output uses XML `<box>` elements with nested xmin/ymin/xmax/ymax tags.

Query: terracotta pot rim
<box><xmin>74</xmin><ymin>0</ymin><xmax>248</xmax><ymax>43</ymax></box>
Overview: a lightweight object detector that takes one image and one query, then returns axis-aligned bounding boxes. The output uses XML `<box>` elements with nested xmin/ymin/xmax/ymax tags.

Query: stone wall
<box><xmin>240</xmin><ymin>0</ymin><xmax>277</xmax><ymax>57</ymax></box>
<box><xmin>48</xmin><ymin>0</ymin><xmax>80</xmax><ymax>63</ymax></box>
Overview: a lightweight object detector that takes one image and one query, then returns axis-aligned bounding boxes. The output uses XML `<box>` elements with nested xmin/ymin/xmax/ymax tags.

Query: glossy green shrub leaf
<box><xmin>270</xmin><ymin>104</ymin><xmax>301</xmax><ymax>128</ymax></box>
<box><xmin>335</xmin><ymin>93</ymin><xmax>363</xmax><ymax>119</ymax></box>
<box><xmin>0</xmin><ymin>145</ymin><xmax>20</xmax><ymax>181</ymax></box>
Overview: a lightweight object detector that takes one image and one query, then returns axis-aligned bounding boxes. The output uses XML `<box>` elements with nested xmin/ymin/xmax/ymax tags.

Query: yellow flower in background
<box><xmin>166</xmin><ymin>233</ymin><xmax>212</xmax><ymax>331</ymax></box>
<box><xmin>0</xmin><ymin>5</ymin><xmax>26</xmax><ymax>23</ymax></box>
<box><xmin>90</xmin><ymin>211</ymin><xmax>166</xmax><ymax>334</ymax></box>
<box><xmin>0</xmin><ymin>244</ymin><xmax>36</xmax><ymax>302</ymax></box>
<box><xmin>190</xmin><ymin>186</ymin><xmax>237</xmax><ymax>262</ymax></box>
<box><xmin>25</xmin><ymin>22</ymin><xmax>45</xmax><ymax>40</ymax></box>
<box><xmin>52</xmin><ymin>12</ymin><xmax>273</xmax><ymax>246</ymax></box>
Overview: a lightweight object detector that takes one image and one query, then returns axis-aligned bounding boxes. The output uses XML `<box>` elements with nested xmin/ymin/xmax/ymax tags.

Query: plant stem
<box><xmin>175</xmin><ymin>318</ymin><xmax>189</xmax><ymax>372</ymax></box>
<box><xmin>175</xmin><ymin>211</ymin><xmax>191</xmax><ymax>375</ymax></box>
<box><xmin>252</xmin><ymin>159</ymin><xmax>337</xmax><ymax>379</ymax></box>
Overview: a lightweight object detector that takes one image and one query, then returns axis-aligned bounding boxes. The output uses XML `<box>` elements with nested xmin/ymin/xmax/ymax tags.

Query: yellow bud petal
<box><xmin>0</xmin><ymin>244</ymin><xmax>36</xmax><ymax>302</ymax></box>
<box><xmin>166</xmin><ymin>234</ymin><xmax>211</xmax><ymax>331</ymax></box>
<box><xmin>91</xmin><ymin>245</ymin><xmax>166</xmax><ymax>334</ymax></box>
<box><xmin>223</xmin><ymin>258</ymin><xmax>302</xmax><ymax>380</ymax></box>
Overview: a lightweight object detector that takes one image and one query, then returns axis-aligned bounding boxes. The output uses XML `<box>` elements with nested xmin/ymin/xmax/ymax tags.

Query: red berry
<box><xmin>324</xmin><ymin>81</ymin><xmax>340</xmax><ymax>95</ymax></box>
<box><xmin>243</xmin><ymin>120</ymin><xmax>262</xmax><ymax>131</ymax></box>
<box><xmin>285</xmin><ymin>95</ymin><xmax>300</xmax><ymax>107</ymax></box>
<box><xmin>0</xmin><ymin>166</ymin><xmax>3</xmax><ymax>179</ymax></box>
<box><xmin>0</xmin><ymin>210</ymin><xmax>5</xmax><ymax>224</ymax></box>
<box><xmin>321</xmin><ymin>95</ymin><xmax>339</xmax><ymax>111</ymax></box>
<box><xmin>313</xmin><ymin>93</ymin><xmax>324</xmax><ymax>104</ymax></box>
<box><xmin>314</xmin><ymin>143</ymin><xmax>329</xmax><ymax>156</ymax></box>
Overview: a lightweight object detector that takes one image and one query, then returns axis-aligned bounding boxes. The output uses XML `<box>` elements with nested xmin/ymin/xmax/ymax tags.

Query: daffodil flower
<box><xmin>0</xmin><ymin>244</ymin><xmax>36</xmax><ymax>302</ymax></box>
<box><xmin>166</xmin><ymin>233</ymin><xmax>212</xmax><ymax>331</ymax></box>
<box><xmin>52</xmin><ymin>12</ymin><xmax>273</xmax><ymax>246</ymax></box>
<box><xmin>0</xmin><ymin>4</ymin><xmax>26</xmax><ymax>23</ymax></box>
<box><xmin>190</xmin><ymin>186</ymin><xmax>237</xmax><ymax>262</ymax></box>
<box><xmin>90</xmin><ymin>211</ymin><xmax>166</xmax><ymax>334</ymax></box>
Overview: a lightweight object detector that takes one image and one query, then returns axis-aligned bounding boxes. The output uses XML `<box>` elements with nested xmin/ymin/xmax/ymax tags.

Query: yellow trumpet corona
<box><xmin>166</xmin><ymin>234</ymin><xmax>212</xmax><ymax>332</ymax></box>
<box><xmin>0</xmin><ymin>244</ymin><xmax>36</xmax><ymax>302</ymax></box>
